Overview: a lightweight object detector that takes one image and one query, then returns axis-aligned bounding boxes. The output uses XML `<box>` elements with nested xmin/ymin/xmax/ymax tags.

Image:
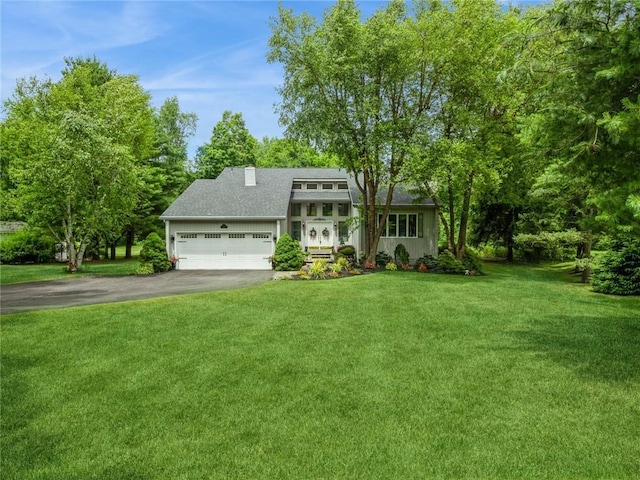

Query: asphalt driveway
<box><xmin>1</xmin><ymin>270</ymin><xmax>275</xmax><ymax>314</ymax></box>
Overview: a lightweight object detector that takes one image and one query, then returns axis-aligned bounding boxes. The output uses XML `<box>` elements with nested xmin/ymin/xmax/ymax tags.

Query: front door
<box><xmin>307</xmin><ymin>221</ymin><xmax>333</xmax><ymax>248</ymax></box>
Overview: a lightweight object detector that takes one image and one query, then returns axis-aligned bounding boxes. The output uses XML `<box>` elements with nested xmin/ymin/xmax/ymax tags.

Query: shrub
<box><xmin>437</xmin><ymin>251</ymin><xmax>465</xmax><ymax>274</ymax></box>
<box><xmin>414</xmin><ymin>254</ymin><xmax>438</xmax><ymax>271</ymax></box>
<box><xmin>514</xmin><ymin>230</ymin><xmax>584</xmax><ymax>262</ymax></box>
<box><xmin>337</xmin><ymin>245</ymin><xmax>356</xmax><ymax>256</ymax></box>
<box><xmin>494</xmin><ymin>246</ymin><xmax>508</xmax><ymax>259</ymax></box>
<box><xmin>139</xmin><ymin>232</ymin><xmax>171</xmax><ymax>273</ymax></box>
<box><xmin>394</xmin><ymin>244</ymin><xmax>410</xmax><ymax>266</ymax></box>
<box><xmin>0</xmin><ymin>228</ymin><xmax>56</xmax><ymax>264</ymax></box>
<box><xmin>462</xmin><ymin>247</ymin><xmax>484</xmax><ymax>274</ymax></box>
<box><xmin>477</xmin><ymin>243</ymin><xmax>507</xmax><ymax>259</ymax></box>
<box><xmin>335</xmin><ymin>256</ymin><xmax>350</xmax><ymax>271</ymax></box>
<box><xmin>331</xmin><ymin>262</ymin><xmax>343</xmax><ymax>273</ymax></box>
<box><xmin>309</xmin><ymin>259</ymin><xmax>328</xmax><ymax>279</ymax></box>
<box><xmin>385</xmin><ymin>261</ymin><xmax>397</xmax><ymax>271</ymax></box>
<box><xmin>274</xmin><ymin>234</ymin><xmax>306</xmax><ymax>271</ymax></box>
<box><xmin>135</xmin><ymin>262</ymin><xmax>155</xmax><ymax>275</ymax></box>
<box><xmin>591</xmin><ymin>238</ymin><xmax>640</xmax><ymax>295</ymax></box>
<box><xmin>375</xmin><ymin>251</ymin><xmax>392</xmax><ymax>267</ymax></box>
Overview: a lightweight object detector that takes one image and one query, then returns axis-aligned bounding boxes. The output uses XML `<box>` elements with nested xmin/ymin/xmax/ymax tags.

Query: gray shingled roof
<box><xmin>160</xmin><ymin>167</ymin><xmax>432</xmax><ymax>220</ymax></box>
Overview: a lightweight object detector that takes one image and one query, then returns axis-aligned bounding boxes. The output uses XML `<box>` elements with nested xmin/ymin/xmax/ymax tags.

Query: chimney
<box><xmin>244</xmin><ymin>166</ymin><xmax>256</xmax><ymax>186</ymax></box>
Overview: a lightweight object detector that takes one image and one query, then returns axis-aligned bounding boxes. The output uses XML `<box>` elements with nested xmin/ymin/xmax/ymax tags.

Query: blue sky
<box><xmin>1</xmin><ymin>0</ymin><xmax>544</xmax><ymax>158</ymax></box>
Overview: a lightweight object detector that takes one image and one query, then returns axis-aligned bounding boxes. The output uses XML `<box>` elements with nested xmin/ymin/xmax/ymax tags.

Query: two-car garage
<box><xmin>175</xmin><ymin>231</ymin><xmax>273</xmax><ymax>270</ymax></box>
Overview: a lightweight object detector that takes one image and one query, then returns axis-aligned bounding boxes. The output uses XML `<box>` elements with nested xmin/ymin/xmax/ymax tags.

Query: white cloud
<box><xmin>2</xmin><ymin>1</ymin><xmax>287</xmax><ymax>155</ymax></box>
<box><xmin>1</xmin><ymin>1</ymin><xmax>168</xmax><ymax>98</ymax></box>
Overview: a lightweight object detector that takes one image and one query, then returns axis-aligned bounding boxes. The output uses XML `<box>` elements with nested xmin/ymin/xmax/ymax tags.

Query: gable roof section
<box><xmin>160</xmin><ymin>167</ymin><xmax>432</xmax><ymax>220</ymax></box>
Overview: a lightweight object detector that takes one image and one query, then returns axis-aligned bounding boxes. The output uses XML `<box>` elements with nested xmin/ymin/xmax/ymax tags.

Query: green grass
<box><xmin>2</xmin><ymin>264</ymin><xmax>639</xmax><ymax>479</ymax></box>
<box><xmin>0</xmin><ymin>259</ymin><xmax>140</xmax><ymax>285</ymax></box>
<box><xmin>0</xmin><ymin>244</ymin><xmax>141</xmax><ymax>285</ymax></box>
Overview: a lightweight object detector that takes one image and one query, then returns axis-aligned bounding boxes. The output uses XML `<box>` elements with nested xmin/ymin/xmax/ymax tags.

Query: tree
<box><xmin>120</xmin><ymin>96</ymin><xmax>197</xmax><ymax>258</ymax></box>
<box><xmin>268</xmin><ymin>0</ymin><xmax>439</xmax><ymax>263</ymax></box>
<box><xmin>194</xmin><ymin>110</ymin><xmax>258</xmax><ymax>179</ymax></box>
<box><xmin>521</xmin><ymin>0</ymin><xmax>640</xmax><ymax>236</ymax></box>
<box><xmin>2</xmin><ymin>57</ymin><xmax>154</xmax><ymax>271</ymax></box>
<box><xmin>152</xmin><ymin>96</ymin><xmax>197</xmax><ymax>198</ymax></box>
<box><xmin>256</xmin><ymin>137</ymin><xmax>338</xmax><ymax>168</ymax></box>
<box><xmin>405</xmin><ymin>0</ymin><xmax>522</xmax><ymax>260</ymax></box>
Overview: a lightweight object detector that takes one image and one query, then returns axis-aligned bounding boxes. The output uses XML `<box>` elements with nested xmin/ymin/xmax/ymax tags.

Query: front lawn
<box><xmin>2</xmin><ymin>264</ymin><xmax>639</xmax><ymax>479</ymax></box>
<box><xmin>0</xmin><ymin>259</ymin><xmax>139</xmax><ymax>285</ymax></box>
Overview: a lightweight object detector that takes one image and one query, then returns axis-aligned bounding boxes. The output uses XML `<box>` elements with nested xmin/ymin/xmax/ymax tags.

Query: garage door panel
<box><xmin>176</xmin><ymin>232</ymin><xmax>273</xmax><ymax>270</ymax></box>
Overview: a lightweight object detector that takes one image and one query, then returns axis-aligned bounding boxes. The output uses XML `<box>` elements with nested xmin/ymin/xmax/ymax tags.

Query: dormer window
<box><xmin>307</xmin><ymin>183</ymin><xmax>318</xmax><ymax>190</ymax></box>
<box><xmin>292</xmin><ymin>183</ymin><xmax>302</xmax><ymax>190</ymax></box>
<box><xmin>337</xmin><ymin>183</ymin><xmax>348</xmax><ymax>190</ymax></box>
<box><xmin>322</xmin><ymin>183</ymin><xmax>333</xmax><ymax>190</ymax></box>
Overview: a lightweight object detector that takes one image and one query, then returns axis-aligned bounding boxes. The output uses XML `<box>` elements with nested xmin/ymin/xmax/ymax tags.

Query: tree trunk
<box><xmin>125</xmin><ymin>228</ymin><xmax>135</xmax><ymax>259</ymax></box>
<box><xmin>64</xmin><ymin>201</ymin><xmax>78</xmax><ymax>272</ymax></box>
<box><xmin>104</xmin><ymin>240</ymin><xmax>110</xmax><ymax>260</ymax></box>
<box><xmin>366</xmin><ymin>203</ymin><xmax>379</xmax><ymax>265</ymax></box>
<box><xmin>506</xmin><ymin>209</ymin><xmax>517</xmax><ymax>263</ymax></box>
<box><xmin>580</xmin><ymin>231</ymin><xmax>592</xmax><ymax>283</ymax></box>
<box><xmin>67</xmin><ymin>240</ymin><xmax>78</xmax><ymax>272</ymax></box>
<box><xmin>110</xmin><ymin>242</ymin><xmax>117</xmax><ymax>260</ymax></box>
<box><xmin>455</xmin><ymin>173</ymin><xmax>474</xmax><ymax>260</ymax></box>
<box><xmin>77</xmin><ymin>240</ymin><xmax>88</xmax><ymax>270</ymax></box>
<box><xmin>447</xmin><ymin>176</ymin><xmax>457</xmax><ymax>256</ymax></box>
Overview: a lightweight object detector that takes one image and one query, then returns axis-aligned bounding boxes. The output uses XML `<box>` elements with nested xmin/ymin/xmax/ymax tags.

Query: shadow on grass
<box><xmin>511</xmin><ymin>314</ymin><xmax>640</xmax><ymax>384</ymax></box>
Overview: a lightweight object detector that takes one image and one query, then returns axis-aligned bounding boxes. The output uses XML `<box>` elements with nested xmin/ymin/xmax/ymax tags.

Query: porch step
<box><xmin>308</xmin><ymin>248</ymin><xmax>333</xmax><ymax>262</ymax></box>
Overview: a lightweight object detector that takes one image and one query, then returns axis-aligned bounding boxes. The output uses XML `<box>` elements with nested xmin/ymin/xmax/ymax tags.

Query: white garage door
<box><xmin>176</xmin><ymin>232</ymin><xmax>273</xmax><ymax>270</ymax></box>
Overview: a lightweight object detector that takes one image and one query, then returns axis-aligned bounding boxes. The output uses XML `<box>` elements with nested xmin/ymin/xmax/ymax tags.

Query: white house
<box><xmin>160</xmin><ymin>167</ymin><xmax>438</xmax><ymax>270</ymax></box>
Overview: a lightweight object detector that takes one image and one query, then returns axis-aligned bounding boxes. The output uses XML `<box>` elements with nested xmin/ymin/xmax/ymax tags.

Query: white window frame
<box><xmin>378</xmin><ymin>213</ymin><xmax>419</xmax><ymax>238</ymax></box>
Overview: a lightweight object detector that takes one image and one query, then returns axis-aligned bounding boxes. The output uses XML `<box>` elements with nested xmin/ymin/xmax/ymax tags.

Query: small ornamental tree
<box><xmin>274</xmin><ymin>233</ymin><xmax>306</xmax><ymax>271</ymax></box>
<box><xmin>394</xmin><ymin>244</ymin><xmax>410</xmax><ymax>266</ymax></box>
<box><xmin>139</xmin><ymin>232</ymin><xmax>171</xmax><ymax>273</ymax></box>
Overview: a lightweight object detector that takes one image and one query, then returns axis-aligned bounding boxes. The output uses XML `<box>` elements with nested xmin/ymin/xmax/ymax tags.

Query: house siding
<box><xmin>375</xmin><ymin>207</ymin><xmax>438</xmax><ymax>261</ymax></box>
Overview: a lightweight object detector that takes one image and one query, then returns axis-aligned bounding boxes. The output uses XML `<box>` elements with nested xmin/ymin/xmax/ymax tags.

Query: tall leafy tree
<box><xmin>268</xmin><ymin>0</ymin><xmax>439</xmax><ymax>263</ymax></box>
<box><xmin>194</xmin><ymin>110</ymin><xmax>258</xmax><ymax>179</ymax></box>
<box><xmin>405</xmin><ymin>0</ymin><xmax>522</xmax><ymax>259</ymax></box>
<box><xmin>521</xmin><ymin>0</ymin><xmax>640</xmax><ymax>235</ymax></box>
<box><xmin>2</xmin><ymin>57</ymin><xmax>154</xmax><ymax>270</ymax></box>
<box><xmin>118</xmin><ymin>96</ymin><xmax>197</xmax><ymax>258</ymax></box>
<box><xmin>471</xmin><ymin>138</ymin><xmax>539</xmax><ymax>262</ymax></box>
<box><xmin>256</xmin><ymin>137</ymin><xmax>338</xmax><ymax>168</ymax></box>
<box><xmin>152</xmin><ymin>96</ymin><xmax>197</xmax><ymax>201</ymax></box>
